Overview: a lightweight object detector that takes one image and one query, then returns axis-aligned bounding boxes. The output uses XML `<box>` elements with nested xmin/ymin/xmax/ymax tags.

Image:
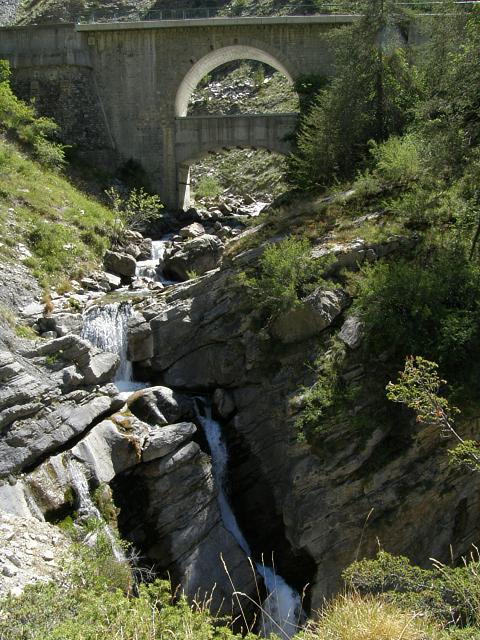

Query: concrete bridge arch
<box><xmin>175</xmin><ymin>44</ymin><xmax>297</xmax><ymax>117</ymax></box>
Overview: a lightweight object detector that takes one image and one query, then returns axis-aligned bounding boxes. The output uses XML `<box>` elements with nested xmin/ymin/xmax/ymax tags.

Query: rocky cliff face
<box><xmin>2</xmin><ymin>212</ymin><xmax>480</xmax><ymax>621</ymax></box>
<box><xmin>131</xmin><ymin>228</ymin><xmax>480</xmax><ymax>611</ymax></box>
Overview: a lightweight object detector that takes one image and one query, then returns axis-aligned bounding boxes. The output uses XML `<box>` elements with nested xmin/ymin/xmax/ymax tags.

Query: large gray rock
<box><xmin>338</xmin><ymin>315</ymin><xmax>363</xmax><ymax>349</ymax></box>
<box><xmin>271</xmin><ymin>288</ymin><xmax>348</xmax><ymax>344</ymax></box>
<box><xmin>0</xmin><ymin>393</ymin><xmax>119</xmax><ymax>478</ymax></box>
<box><xmin>113</xmin><ymin>440</ymin><xmax>259</xmax><ymax>621</ymax></box>
<box><xmin>164</xmin><ymin>234</ymin><xmax>224</xmax><ymax>281</ymax></box>
<box><xmin>179</xmin><ymin>222</ymin><xmax>205</xmax><ymax>239</ymax></box>
<box><xmin>128</xmin><ymin>386</ymin><xmax>194</xmax><ymax>426</ymax></box>
<box><xmin>127</xmin><ymin>313</ymin><xmax>153</xmax><ymax>362</ymax></box>
<box><xmin>36</xmin><ymin>313</ymin><xmax>83</xmax><ymax>338</ymax></box>
<box><xmin>24</xmin><ymin>335</ymin><xmax>119</xmax><ymax>388</ymax></box>
<box><xmin>142</xmin><ymin>422</ymin><xmax>196</xmax><ymax>462</ymax></box>
<box><xmin>103</xmin><ymin>250</ymin><xmax>136</xmax><ymax>278</ymax></box>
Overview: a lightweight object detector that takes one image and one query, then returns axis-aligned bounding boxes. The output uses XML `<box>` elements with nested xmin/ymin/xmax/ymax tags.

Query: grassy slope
<box><xmin>0</xmin><ymin>135</ymin><xmax>115</xmax><ymax>291</ymax></box>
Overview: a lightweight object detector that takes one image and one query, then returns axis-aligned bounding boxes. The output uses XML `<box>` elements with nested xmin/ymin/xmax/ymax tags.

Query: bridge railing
<box><xmin>80</xmin><ymin>1</ymin><xmax>480</xmax><ymax>24</ymax></box>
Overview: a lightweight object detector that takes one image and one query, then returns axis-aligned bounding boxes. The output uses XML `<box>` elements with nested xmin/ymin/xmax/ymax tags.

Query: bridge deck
<box><xmin>75</xmin><ymin>15</ymin><xmax>358</xmax><ymax>31</ymax></box>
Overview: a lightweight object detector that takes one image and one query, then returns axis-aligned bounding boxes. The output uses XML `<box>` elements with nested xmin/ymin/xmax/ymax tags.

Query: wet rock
<box><xmin>128</xmin><ymin>386</ymin><xmax>194</xmax><ymax>426</ymax></box>
<box><xmin>213</xmin><ymin>388</ymin><xmax>236</xmax><ymax>419</ymax></box>
<box><xmin>103</xmin><ymin>250</ymin><xmax>136</xmax><ymax>278</ymax></box>
<box><xmin>113</xmin><ymin>440</ymin><xmax>258</xmax><ymax>621</ymax></box>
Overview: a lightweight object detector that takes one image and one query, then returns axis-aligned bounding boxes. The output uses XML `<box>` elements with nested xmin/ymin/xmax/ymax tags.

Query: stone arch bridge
<box><xmin>0</xmin><ymin>15</ymin><xmax>417</xmax><ymax>207</ymax></box>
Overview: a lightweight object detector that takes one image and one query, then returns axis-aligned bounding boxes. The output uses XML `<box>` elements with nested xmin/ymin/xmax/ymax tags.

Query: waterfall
<box><xmin>67</xmin><ymin>458</ymin><xmax>125</xmax><ymax>562</ymax></box>
<box><xmin>81</xmin><ymin>302</ymin><xmax>143</xmax><ymax>393</ymax></box>
<box><xmin>196</xmin><ymin>403</ymin><xmax>304</xmax><ymax>639</ymax></box>
<box><xmin>136</xmin><ymin>238</ymin><xmax>171</xmax><ymax>282</ymax></box>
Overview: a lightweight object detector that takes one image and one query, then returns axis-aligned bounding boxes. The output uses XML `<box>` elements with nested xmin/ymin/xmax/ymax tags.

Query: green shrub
<box><xmin>0</xmin><ymin>533</ymin><xmax>255</xmax><ymax>640</ymax></box>
<box><xmin>0</xmin><ymin>60</ymin><xmax>65</xmax><ymax>169</ymax></box>
<box><xmin>106</xmin><ymin>187</ymin><xmax>163</xmax><ymax>239</ymax></box>
<box><xmin>344</xmin><ymin>551</ymin><xmax>480</xmax><ymax>628</ymax></box>
<box><xmin>352</xmin><ymin>244</ymin><xmax>480</xmax><ymax>377</ymax></box>
<box><xmin>194</xmin><ymin>175</ymin><xmax>223</xmax><ymax>200</ymax></box>
<box><xmin>239</xmin><ymin>236</ymin><xmax>328</xmax><ymax>321</ymax></box>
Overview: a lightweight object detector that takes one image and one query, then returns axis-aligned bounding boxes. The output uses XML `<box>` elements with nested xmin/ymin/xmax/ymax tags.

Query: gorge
<box><xmin>2</xmin><ymin>2</ymin><xmax>480</xmax><ymax>640</ymax></box>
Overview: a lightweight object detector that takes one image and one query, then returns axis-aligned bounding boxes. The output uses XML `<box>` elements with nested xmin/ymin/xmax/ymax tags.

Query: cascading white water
<box><xmin>81</xmin><ymin>302</ymin><xmax>143</xmax><ymax>393</ymax></box>
<box><xmin>67</xmin><ymin>458</ymin><xmax>125</xmax><ymax>562</ymax></box>
<box><xmin>196</xmin><ymin>404</ymin><xmax>304</xmax><ymax>640</ymax></box>
<box><xmin>136</xmin><ymin>238</ymin><xmax>170</xmax><ymax>282</ymax></box>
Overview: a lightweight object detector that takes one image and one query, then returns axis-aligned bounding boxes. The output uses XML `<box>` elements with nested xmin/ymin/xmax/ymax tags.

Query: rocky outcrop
<box><xmin>127</xmin><ymin>313</ymin><xmax>153</xmax><ymax>362</ymax></box>
<box><xmin>127</xmin><ymin>386</ymin><xmax>194</xmax><ymax>426</ymax></box>
<box><xmin>141</xmin><ymin>241</ymin><xmax>480</xmax><ymax>611</ymax></box>
<box><xmin>271</xmin><ymin>288</ymin><xmax>348</xmax><ymax>344</ymax></box>
<box><xmin>163</xmin><ymin>234</ymin><xmax>224</xmax><ymax>281</ymax></box>
<box><xmin>113</xmin><ymin>437</ymin><xmax>259</xmax><ymax>619</ymax></box>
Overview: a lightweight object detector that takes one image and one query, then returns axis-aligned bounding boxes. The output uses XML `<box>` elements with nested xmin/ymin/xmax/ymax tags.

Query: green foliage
<box><xmin>353</xmin><ymin>245</ymin><xmax>480</xmax><ymax>377</ymax></box>
<box><xmin>387</xmin><ymin>356</ymin><xmax>480</xmax><ymax>472</ymax></box>
<box><xmin>239</xmin><ymin>236</ymin><xmax>327</xmax><ymax>321</ymax></box>
<box><xmin>416</xmin><ymin>5</ymin><xmax>480</xmax><ymax>180</ymax></box>
<box><xmin>386</xmin><ymin>356</ymin><xmax>459</xmax><ymax>428</ymax></box>
<box><xmin>0</xmin><ymin>60</ymin><xmax>65</xmax><ymax>168</ymax></box>
<box><xmin>194</xmin><ymin>175</ymin><xmax>223</xmax><ymax>200</ymax></box>
<box><xmin>344</xmin><ymin>551</ymin><xmax>480</xmax><ymax>628</ymax></box>
<box><xmin>289</xmin><ymin>3</ymin><xmax>421</xmax><ymax>190</ymax></box>
<box><xmin>106</xmin><ymin>187</ymin><xmax>163</xmax><ymax>238</ymax></box>
<box><xmin>15</xmin><ymin>324</ymin><xmax>38</xmax><ymax>340</ymax></box>
<box><xmin>295</xmin><ymin>337</ymin><xmax>347</xmax><ymax>442</ymax></box>
<box><xmin>0</xmin><ymin>534</ymin><xmax>255</xmax><ymax>640</ymax></box>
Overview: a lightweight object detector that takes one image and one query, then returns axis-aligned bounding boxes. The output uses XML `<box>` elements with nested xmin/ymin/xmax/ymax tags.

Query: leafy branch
<box><xmin>386</xmin><ymin>356</ymin><xmax>480</xmax><ymax>471</ymax></box>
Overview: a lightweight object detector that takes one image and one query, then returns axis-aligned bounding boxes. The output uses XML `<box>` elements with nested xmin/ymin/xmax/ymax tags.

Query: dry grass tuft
<box><xmin>302</xmin><ymin>594</ymin><xmax>443</xmax><ymax>640</ymax></box>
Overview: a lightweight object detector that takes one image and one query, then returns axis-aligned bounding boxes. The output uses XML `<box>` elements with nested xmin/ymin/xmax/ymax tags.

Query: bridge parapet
<box><xmin>175</xmin><ymin>113</ymin><xmax>298</xmax><ymax>209</ymax></box>
<box><xmin>175</xmin><ymin>113</ymin><xmax>298</xmax><ymax>163</ymax></box>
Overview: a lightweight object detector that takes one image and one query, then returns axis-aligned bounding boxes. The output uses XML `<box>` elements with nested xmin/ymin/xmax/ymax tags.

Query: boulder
<box><xmin>127</xmin><ymin>313</ymin><xmax>153</xmax><ymax>362</ymax></box>
<box><xmin>37</xmin><ymin>313</ymin><xmax>82</xmax><ymax>338</ymax></box>
<box><xmin>128</xmin><ymin>386</ymin><xmax>194</xmax><ymax>426</ymax></box>
<box><xmin>142</xmin><ymin>422</ymin><xmax>197</xmax><ymax>462</ymax></box>
<box><xmin>271</xmin><ymin>288</ymin><xmax>348</xmax><ymax>344</ymax></box>
<box><xmin>0</xmin><ymin>393</ymin><xmax>119</xmax><ymax>478</ymax></box>
<box><xmin>179</xmin><ymin>222</ymin><xmax>205</xmax><ymax>239</ymax></box>
<box><xmin>103</xmin><ymin>250</ymin><xmax>136</xmax><ymax>278</ymax></box>
<box><xmin>338</xmin><ymin>315</ymin><xmax>363</xmax><ymax>349</ymax></box>
<box><xmin>163</xmin><ymin>234</ymin><xmax>224</xmax><ymax>281</ymax></box>
<box><xmin>103</xmin><ymin>272</ymin><xmax>122</xmax><ymax>290</ymax></box>
<box><xmin>138</xmin><ymin>238</ymin><xmax>153</xmax><ymax>261</ymax></box>
<box><xmin>112</xmin><ymin>441</ymin><xmax>259</xmax><ymax>621</ymax></box>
